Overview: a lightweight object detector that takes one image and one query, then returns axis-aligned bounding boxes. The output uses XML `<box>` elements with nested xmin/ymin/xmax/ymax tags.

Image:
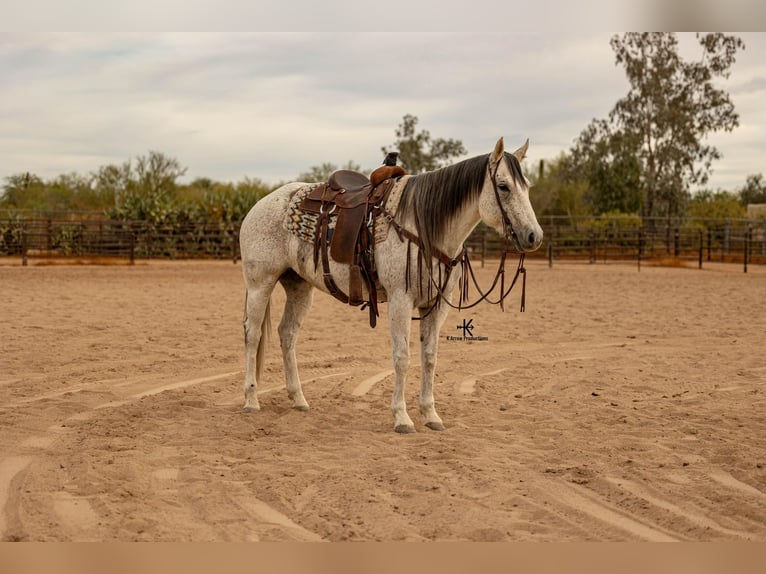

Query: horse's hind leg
<box><xmin>278</xmin><ymin>270</ymin><xmax>314</xmax><ymax>411</ymax></box>
<box><xmin>243</xmin><ymin>273</ymin><xmax>279</xmax><ymax>412</ymax></box>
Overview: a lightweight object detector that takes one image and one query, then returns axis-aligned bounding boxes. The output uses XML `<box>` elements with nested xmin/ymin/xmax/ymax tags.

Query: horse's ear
<box><xmin>490</xmin><ymin>137</ymin><xmax>504</xmax><ymax>169</ymax></box>
<box><xmin>513</xmin><ymin>139</ymin><xmax>529</xmax><ymax>162</ymax></box>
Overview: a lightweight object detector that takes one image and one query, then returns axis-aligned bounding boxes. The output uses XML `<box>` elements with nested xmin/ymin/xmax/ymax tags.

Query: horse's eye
<box><xmin>498</xmin><ymin>183</ymin><xmax>510</xmax><ymax>192</ymax></box>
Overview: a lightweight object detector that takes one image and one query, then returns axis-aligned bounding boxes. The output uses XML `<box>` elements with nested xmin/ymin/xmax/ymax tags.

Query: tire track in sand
<box><xmin>350</xmin><ymin>364</ymin><xmax>422</xmax><ymax>397</ymax></box>
<box><xmin>535</xmin><ymin>478</ymin><xmax>678</xmax><ymax>541</ymax></box>
<box><xmin>352</xmin><ymin>370</ymin><xmax>394</xmax><ymax>396</ymax></box>
<box><xmin>0</xmin><ymin>369</ymin><xmax>325</xmax><ymax>541</ymax></box>
<box><xmin>708</xmin><ymin>469</ymin><xmax>766</xmax><ymax>501</ymax></box>
<box><xmin>0</xmin><ymin>457</ymin><xmax>33</xmax><ymax>539</ymax></box>
<box><xmin>604</xmin><ymin>476</ymin><xmax>753</xmax><ymax>539</ymax></box>
<box><xmin>458</xmin><ymin>368</ymin><xmax>508</xmax><ymax>395</ymax></box>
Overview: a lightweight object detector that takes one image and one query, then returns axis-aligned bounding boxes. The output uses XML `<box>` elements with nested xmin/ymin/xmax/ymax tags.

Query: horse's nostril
<box><xmin>528</xmin><ymin>232</ymin><xmax>536</xmax><ymax>245</ymax></box>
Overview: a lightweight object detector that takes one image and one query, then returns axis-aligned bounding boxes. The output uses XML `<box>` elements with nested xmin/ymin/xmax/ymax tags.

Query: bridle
<box><xmin>395</xmin><ymin>155</ymin><xmax>528</xmax><ymax>321</ymax></box>
<box><xmin>489</xmin><ymin>156</ymin><xmax>522</xmax><ymax>252</ymax></box>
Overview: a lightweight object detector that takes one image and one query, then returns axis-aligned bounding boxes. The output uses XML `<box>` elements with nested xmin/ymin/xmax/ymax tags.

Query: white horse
<box><xmin>239</xmin><ymin>137</ymin><xmax>543</xmax><ymax>433</ymax></box>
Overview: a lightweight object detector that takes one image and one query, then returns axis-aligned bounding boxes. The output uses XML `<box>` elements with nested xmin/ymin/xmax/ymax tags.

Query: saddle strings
<box><xmin>411</xmin><ymin>239</ymin><xmax>526</xmax><ymax>322</ymax></box>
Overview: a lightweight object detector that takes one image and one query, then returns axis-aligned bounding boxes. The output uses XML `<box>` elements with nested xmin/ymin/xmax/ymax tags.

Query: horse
<box><xmin>238</xmin><ymin>137</ymin><xmax>543</xmax><ymax>433</ymax></box>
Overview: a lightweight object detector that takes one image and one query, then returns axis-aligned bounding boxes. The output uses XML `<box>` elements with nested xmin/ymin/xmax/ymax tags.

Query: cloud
<box><xmin>733</xmin><ymin>76</ymin><xmax>766</xmax><ymax>94</ymax></box>
<box><xmin>0</xmin><ymin>32</ymin><xmax>763</xmax><ymax>191</ymax></box>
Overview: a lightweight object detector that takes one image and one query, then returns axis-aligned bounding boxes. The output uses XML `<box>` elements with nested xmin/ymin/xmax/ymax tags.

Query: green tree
<box><xmin>93</xmin><ymin>162</ymin><xmax>132</xmax><ymax>209</ymax></box>
<box><xmin>297</xmin><ymin>160</ymin><xmax>362</xmax><ymax>183</ymax></box>
<box><xmin>528</xmin><ymin>154</ymin><xmax>592</xmax><ymax>219</ymax></box>
<box><xmin>577</xmin><ymin>33</ymin><xmax>745</xmax><ymax>219</ymax></box>
<box><xmin>175</xmin><ymin>176</ymin><xmax>270</xmax><ymax>223</ymax></box>
<box><xmin>1</xmin><ymin>173</ymin><xmax>47</xmax><ymax>210</ymax></box>
<box><xmin>569</xmin><ymin>121</ymin><xmax>643</xmax><ymax>215</ymax></box>
<box><xmin>382</xmin><ymin>114</ymin><xmax>466</xmax><ymax>174</ymax></box>
<box><xmin>110</xmin><ymin>151</ymin><xmax>187</xmax><ymax>222</ymax></box>
<box><xmin>688</xmin><ymin>190</ymin><xmax>745</xmax><ymax>220</ymax></box>
<box><xmin>739</xmin><ymin>173</ymin><xmax>766</xmax><ymax>205</ymax></box>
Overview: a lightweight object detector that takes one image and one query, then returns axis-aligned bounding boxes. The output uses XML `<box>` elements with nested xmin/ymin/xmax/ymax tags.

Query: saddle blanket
<box><xmin>283</xmin><ymin>175</ymin><xmax>410</xmax><ymax>246</ymax></box>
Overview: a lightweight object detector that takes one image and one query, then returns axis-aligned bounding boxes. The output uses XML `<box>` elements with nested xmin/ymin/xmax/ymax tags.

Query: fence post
<box><xmin>547</xmin><ymin>239</ymin><xmax>553</xmax><ymax>268</ymax></box>
<box><xmin>637</xmin><ymin>227</ymin><xmax>642</xmax><ymax>272</ymax></box>
<box><xmin>749</xmin><ymin>225</ymin><xmax>754</xmax><ymax>263</ymax></box>
<box><xmin>744</xmin><ymin>226</ymin><xmax>749</xmax><ymax>273</ymax></box>
<box><xmin>707</xmin><ymin>228</ymin><xmax>712</xmax><ymax>262</ymax></box>
<box><xmin>231</xmin><ymin>224</ymin><xmax>238</xmax><ymax>264</ymax></box>
<box><xmin>665</xmin><ymin>224</ymin><xmax>671</xmax><ymax>255</ymax></box>
<box><xmin>673</xmin><ymin>228</ymin><xmax>680</xmax><ymax>257</ymax></box>
<box><xmin>698</xmin><ymin>229</ymin><xmax>703</xmax><ymax>269</ymax></box>
<box><xmin>21</xmin><ymin>224</ymin><xmax>28</xmax><ymax>266</ymax></box>
<box><xmin>129</xmin><ymin>227</ymin><xmax>135</xmax><ymax>265</ymax></box>
<box><xmin>589</xmin><ymin>231</ymin><xmax>595</xmax><ymax>264</ymax></box>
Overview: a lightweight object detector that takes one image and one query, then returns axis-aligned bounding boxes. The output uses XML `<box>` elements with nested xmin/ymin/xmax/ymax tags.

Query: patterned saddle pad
<box><xmin>283</xmin><ymin>176</ymin><xmax>410</xmax><ymax>246</ymax></box>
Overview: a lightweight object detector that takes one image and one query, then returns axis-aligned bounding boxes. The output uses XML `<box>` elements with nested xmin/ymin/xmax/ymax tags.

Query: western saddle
<box><xmin>297</xmin><ymin>164</ymin><xmax>407</xmax><ymax>328</ymax></box>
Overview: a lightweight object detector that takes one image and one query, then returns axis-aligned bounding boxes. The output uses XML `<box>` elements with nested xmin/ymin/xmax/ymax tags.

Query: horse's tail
<box><xmin>257</xmin><ymin>298</ymin><xmax>271</xmax><ymax>383</ymax></box>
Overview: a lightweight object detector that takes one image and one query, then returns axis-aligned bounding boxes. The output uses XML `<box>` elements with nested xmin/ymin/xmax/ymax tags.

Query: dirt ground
<box><xmin>1</xmin><ymin>257</ymin><xmax>765</xmax><ymax>542</ymax></box>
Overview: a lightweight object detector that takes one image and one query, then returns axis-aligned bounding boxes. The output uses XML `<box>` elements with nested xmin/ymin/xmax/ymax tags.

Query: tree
<box><xmin>1</xmin><ymin>173</ymin><xmax>46</xmax><ymax>209</ymax></box>
<box><xmin>93</xmin><ymin>163</ymin><xmax>132</xmax><ymax>209</ymax></box>
<box><xmin>528</xmin><ymin>154</ymin><xmax>592</xmax><ymax>219</ymax></box>
<box><xmin>570</xmin><ymin>121</ymin><xmax>643</xmax><ymax>215</ymax></box>
<box><xmin>48</xmin><ymin>172</ymin><xmax>111</xmax><ymax>211</ymax></box>
<box><xmin>688</xmin><ymin>190</ymin><xmax>745</xmax><ymax>220</ymax></box>
<box><xmin>133</xmin><ymin>151</ymin><xmax>187</xmax><ymax>202</ymax></box>
<box><xmin>297</xmin><ymin>160</ymin><xmax>362</xmax><ymax>183</ymax></box>
<box><xmin>382</xmin><ymin>114</ymin><xmax>466</xmax><ymax>174</ymax></box>
<box><xmin>109</xmin><ymin>151</ymin><xmax>187</xmax><ymax>222</ymax></box>
<box><xmin>739</xmin><ymin>173</ymin><xmax>766</xmax><ymax>205</ymax></box>
<box><xmin>576</xmin><ymin>33</ymin><xmax>745</xmax><ymax>219</ymax></box>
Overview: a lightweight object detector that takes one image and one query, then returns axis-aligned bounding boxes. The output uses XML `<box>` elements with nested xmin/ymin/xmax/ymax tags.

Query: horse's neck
<box><xmin>399</xmin><ymin>194</ymin><xmax>480</xmax><ymax>260</ymax></box>
<box><xmin>440</xmin><ymin>200</ymin><xmax>482</xmax><ymax>258</ymax></box>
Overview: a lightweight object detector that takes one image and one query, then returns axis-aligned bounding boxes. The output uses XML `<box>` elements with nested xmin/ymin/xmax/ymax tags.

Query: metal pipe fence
<box><xmin>1</xmin><ymin>216</ymin><xmax>241</xmax><ymax>265</ymax></box>
<box><xmin>465</xmin><ymin>216</ymin><xmax>766</xmax><ymax>272</ymax></box>
<box><xmin>2</xmin><ymin>212</ymin><xmax>765</xmax><ymax>270</ymax></box>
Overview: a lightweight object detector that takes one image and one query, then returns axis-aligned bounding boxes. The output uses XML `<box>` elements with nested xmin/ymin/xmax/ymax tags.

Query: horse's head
<box><xmin>478</xmin><ymin>137</ymin><xmax>543</xmax><ymax>252</ymax></box>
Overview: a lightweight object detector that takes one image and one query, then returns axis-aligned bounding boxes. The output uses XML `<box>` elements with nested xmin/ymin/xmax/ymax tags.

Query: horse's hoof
<box><xmin>425</xmin><ymin>421</ymin><xmax>445</xmax><ymax>431</ymax></box>
<box><xmin>394</xmin><ymin>424</ymin><xmax>416</xmax><ymax>434</ymax></box>
<box><xmin>293</xmin><ymin>404</ymin><xmax>310</xmax><ymax>412</ymax></box>
<box><xmin>243</xmin><ymin>406</ymin><xmax>260</xmax><ymax>414</ymax></box>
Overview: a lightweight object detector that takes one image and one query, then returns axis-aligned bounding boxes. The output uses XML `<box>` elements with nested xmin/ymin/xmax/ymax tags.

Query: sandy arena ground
<box><xmin>1</xmin><ymin>257</ymin><xmax>765</xmax><ymax>541</ymax></box>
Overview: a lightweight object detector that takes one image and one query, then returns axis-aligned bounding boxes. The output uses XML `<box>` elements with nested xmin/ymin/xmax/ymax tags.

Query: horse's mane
<box><xmin>399</xmin><ymin>151</ymin><xmax>524</xmax><ymax>264</ymax></box>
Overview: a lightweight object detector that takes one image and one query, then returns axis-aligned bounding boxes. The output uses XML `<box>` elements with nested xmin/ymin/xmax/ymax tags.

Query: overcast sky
<box><xmin>1</xmin><ymin>32</ymin><xmax>764</xmax><ymax>192</ymax></box>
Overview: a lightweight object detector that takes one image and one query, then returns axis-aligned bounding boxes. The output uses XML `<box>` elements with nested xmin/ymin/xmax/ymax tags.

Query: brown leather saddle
<box><xmin>298</xmin><ymin>165</ymin><xmax>406</xmax><ymax>328</ymax></box>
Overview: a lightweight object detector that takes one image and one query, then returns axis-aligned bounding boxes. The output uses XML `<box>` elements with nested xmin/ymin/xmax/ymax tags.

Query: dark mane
<box><xmin>503</xmin><ymin>151</ymin><xmax>525</xmax><ymax>186</ymax></box>
<box><xmin>399</xmin><ymin>151</ymin><xmax>524</xmax><ymax>263</ymax></box>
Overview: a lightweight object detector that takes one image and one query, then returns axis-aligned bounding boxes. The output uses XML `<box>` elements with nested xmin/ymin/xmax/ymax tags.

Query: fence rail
<box><xmin>2</xmin><ymin>213</ymin><xmax>765</xmax><ymax>271</ymax></box>
<box><xmin>1</xmin><ymin>217</ymin><xmax>240</xmax><ymax>265</ymax></box>
<box><xmin>466</xmin><ymin>217</ymin><xmax>766</xmax><ymax>272</ymax></box>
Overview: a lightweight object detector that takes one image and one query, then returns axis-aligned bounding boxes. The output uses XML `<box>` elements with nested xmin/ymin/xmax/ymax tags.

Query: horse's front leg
<box><xmin>388</xmin><ymin>295</ymin><xmax>415</xmax><ymax>433</ymax></box>
<box><xmin>418</xmin><ymin>303</ymin><xmax>450</xmax><ymax>431</ymax></box>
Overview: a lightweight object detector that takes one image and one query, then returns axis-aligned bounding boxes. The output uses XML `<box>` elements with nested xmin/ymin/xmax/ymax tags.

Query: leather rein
<box><xmin>385</xmin><ymin>158</ymin><xmax>527</xmax><ymax>321</ymax></box>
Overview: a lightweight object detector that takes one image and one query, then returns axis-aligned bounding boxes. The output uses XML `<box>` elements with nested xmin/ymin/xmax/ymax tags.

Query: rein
<box><xmin>385</xmin><ymin>158</ymin><xmax>528</xmax><ymax>320</ymax></box>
